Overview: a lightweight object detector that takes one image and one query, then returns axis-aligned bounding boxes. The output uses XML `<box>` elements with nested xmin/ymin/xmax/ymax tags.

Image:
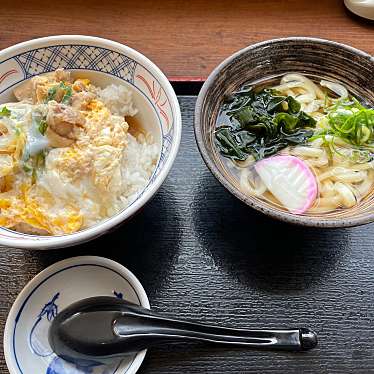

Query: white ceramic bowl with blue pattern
<box><xmin>0</xmin><ymin>35</ymin><xmax>181</xmax><ymax>249</ymax></box>
<box><xmin>4</xmin><ymin>256</ymin><xmax>150</xmax><ymax>374</ymax></box>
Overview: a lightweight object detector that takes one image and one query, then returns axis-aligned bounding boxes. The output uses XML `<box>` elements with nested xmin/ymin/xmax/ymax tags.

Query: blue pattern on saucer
<box><xmin>28</xmin><ymin>291</ymin><xmax>125</xmax><ymax>374</ymax></box>
<box><xmin>29</xmin><ymin>292</ymin><xmax>60</xmax><ymax>357</ymax></box>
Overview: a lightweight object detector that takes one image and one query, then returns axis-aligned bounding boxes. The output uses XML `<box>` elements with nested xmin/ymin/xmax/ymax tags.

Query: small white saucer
<box><xmin>4</xmin><ymin>256</ymin><xmax>150</xmax><ymax>374</ymax></box>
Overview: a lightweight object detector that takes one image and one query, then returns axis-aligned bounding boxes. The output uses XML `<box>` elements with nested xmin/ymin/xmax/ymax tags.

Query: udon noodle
<box><xmin>215</xmin><ymin>74</ymin><xmax>374</xmax><ymax>215</ymax></box>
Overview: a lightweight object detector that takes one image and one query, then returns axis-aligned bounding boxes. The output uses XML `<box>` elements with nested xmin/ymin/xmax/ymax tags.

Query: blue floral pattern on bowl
<box><xmin>14</xmin><ymin>46</ymin><xmax>137</xmax><ymax>82</ymax></box>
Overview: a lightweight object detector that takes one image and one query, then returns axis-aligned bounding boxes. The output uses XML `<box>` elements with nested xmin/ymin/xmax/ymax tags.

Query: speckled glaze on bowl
<box><xmin>195</xmin><ymin>37</ymin><xmax>374</xmax><ymax>228</ymax></box>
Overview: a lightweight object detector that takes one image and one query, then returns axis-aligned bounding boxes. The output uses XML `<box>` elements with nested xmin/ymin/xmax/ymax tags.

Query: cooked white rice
<box><xmin>115</xmin><ymin>132</ymin><xmax>159</xmax><ymax>212</ymax></box>
<box><xmin>87</xmin><ymin>84</ymin><xmax>159</xmax><ymax>225</ymax></box>
<box><xmin>99</xmin><ymin>84</ymin><xmax>138</xmax><ymax>117</ymax></box>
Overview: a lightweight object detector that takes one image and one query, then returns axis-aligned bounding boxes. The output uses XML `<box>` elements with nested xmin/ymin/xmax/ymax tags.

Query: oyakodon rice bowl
<box><xmin>0</xmin><ymin>35</ymin><xmax>181</xmax><ymax>249</ymax></box>
<box><xmin>0</xmin><ymin>69</ymin><xmax>159</xmax><ymax>235</ymax></box>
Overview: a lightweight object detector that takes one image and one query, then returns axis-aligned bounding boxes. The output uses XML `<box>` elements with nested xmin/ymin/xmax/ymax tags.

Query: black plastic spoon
<box><xmin>49</xmin><ymin>296</ymin><xmax>317</xmax><ymax>366</ymax></box>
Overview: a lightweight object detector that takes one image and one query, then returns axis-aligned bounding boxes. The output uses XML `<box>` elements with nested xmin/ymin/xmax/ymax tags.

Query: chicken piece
<box><xmin>71</xmin><ymin>91</ymin><xmax>95</xmax><ymax>110</ymax></box>
<box><xmin>46</xmin><ymin>102</ymin><xmax>85</xmax><ymax>148</ymax></box>
<box><xmin>14</xmin><ymin>76</ymin><xmax>50</xmax><ymax>103</ymax></box>
<box><xmin>47</xmin><ymin>101</ymin><xmax>85</xmax><ymax>137</ymax></box>
<box><xmin>13</xmin><ymin>80</ymin><xmax>34</xmax><ymax>102</ymax></box>
<box><xmin>45</xmin><ymin>128</ymin><xmax>75</xmax><ymax>148</ymax></box>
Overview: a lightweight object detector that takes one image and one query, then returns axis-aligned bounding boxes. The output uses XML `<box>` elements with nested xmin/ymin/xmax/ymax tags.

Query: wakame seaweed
<box><xmin>215</xmin><ymin>88</ymin><xmax>316</xmax><ymax>161</ymax></box>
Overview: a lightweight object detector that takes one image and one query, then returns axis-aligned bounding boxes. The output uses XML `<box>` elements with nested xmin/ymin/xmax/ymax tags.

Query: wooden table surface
<box><xmin>0</xmin><ymin>97</ymin><xmax>373</xmax><ymax>374</ymax></box>
<box><xmin>0</xmin><ymin>2</ymin><xmax>374</xmax><ymax>373</ymax></box>
<box><xmin>1</xmin><ymin>0</ymin><xmax>373</xmax><ymax>81</ymax></box>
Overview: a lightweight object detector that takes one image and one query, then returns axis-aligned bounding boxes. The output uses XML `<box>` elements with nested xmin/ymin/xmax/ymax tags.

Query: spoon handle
<box><xmin>113</xmin><ymin>311</ymin><xmax>317</xmax><ymax>351</ymax></box>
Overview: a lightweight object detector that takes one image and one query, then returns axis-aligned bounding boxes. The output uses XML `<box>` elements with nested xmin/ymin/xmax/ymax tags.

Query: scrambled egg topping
<box><xmin>0</xmin><ymin>69</ymin><xmax>131</xmax><ymax>235</ymax></box>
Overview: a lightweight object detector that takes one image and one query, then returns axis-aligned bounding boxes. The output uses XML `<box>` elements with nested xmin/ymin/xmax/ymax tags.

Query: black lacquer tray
<box><xmin>0</xmin><ymin>96</ymin><xmax>373</xmax><ymax>374</ymax></box>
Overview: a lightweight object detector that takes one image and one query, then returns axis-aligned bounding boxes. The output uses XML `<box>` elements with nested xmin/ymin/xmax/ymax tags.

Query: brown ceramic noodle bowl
<box><xmin>194</xmin><ymin>37</ymin><xmax>374</xmax><ymax>227</ymax></box>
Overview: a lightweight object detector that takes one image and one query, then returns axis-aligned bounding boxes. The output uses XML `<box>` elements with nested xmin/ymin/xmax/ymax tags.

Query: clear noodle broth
<box><xmin>215</xmin><ymin>73</ymin><xmax>374</xmax><ymax>215</ymax></box>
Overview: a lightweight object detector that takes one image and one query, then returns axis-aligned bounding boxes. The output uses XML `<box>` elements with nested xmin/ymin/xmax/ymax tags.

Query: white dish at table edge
<box><xmin>4</xmin><ymin>256</ymin><xmax>150</xmax><ymax>374</ymax></box>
